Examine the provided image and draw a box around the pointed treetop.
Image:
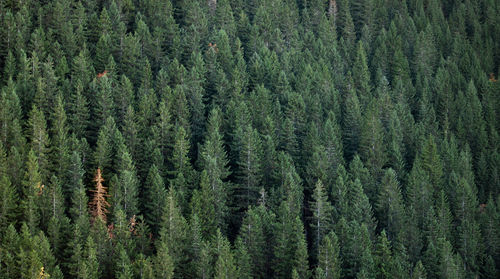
[90,168,109,223]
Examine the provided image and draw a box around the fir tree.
[89,168,109,223]
[310,180,333,262]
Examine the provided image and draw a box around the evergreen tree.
[22,149,42,233]
[170,125,194,211]
[360,100,387,181]
[234,237,253,279]
[234,124,263,213]
[83,236,99,279]
[237,206,267,278]
[112,145,139,218]
[190,171,217,238]
[376,168,405,241]
[273,201,309,279]
[115,244,133,279]
[50,93,70,187]
[310,180,333,261]
[214,230,237,279]
[144,164,167,236]
[412,261,427,279]
[27,105,50,180]
[374,230,396,279]
[342,86,362,161]
[0,174,17,230]
[153,236,175,279]
[353,42,371,108]
[318,231,341,279]
[159,189,189,278]
[198,107,230,231]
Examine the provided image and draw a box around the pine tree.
[144,164,167,236]
[453,174,481,276]
[94,117,116,178]
[68,80,89,139]
[0,174,18,230]
[318,231,341,279]
[331,164,349,220]
[28,105,50,181]
[234,237,252,279]
[214,230,237,279]
[89,168,109,223]
[44,175,70,261]
[376,168,405,241]
[322,112,345,185]
[185,57,206,147]
[273,201,309,279]
[360,100,387,181]
[69,152,89,236]
[0,79,25,153]
[374,230,395,279]
[412,261,427,279]
[112,145,139,218]
[238,206,267,278]
[22,149,42,233]
[190,171,216,238]
[310,180,333,262]
[234,124,263,212]
[159,189,188,277]
[153,235,175,279]
[170,124,194,211]
[342,222,375,278]
[353,42,371,108]
[115,244,133,279]
[199,107,230,231]
[84,236,99,279]
[347,178,376,235]
[342,86,362,161]
[50,93,70,188]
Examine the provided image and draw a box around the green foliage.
[0,174,18,230]
[144,164,167,235]
[318,231,341,279]
[214,230,237,279]
[310,180,333,261]
[0,1,498,278]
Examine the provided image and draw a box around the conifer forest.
[1,0,500,278]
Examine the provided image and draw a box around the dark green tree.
[144,164,167,236]
[198,107,230,231]
[318,231,341,279]
[310,180,333,262]
[234,124,263,212]
[342,86,362,161]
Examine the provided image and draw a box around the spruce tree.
[144,164,167,236]
[159,189,188,278]
[0,173,17,230]
[310,180,333,262]
[198,107,230,231]
[190,171,217,238]
[376,168,405,241]
[238,206,267,278]
[318,231,341,279]
[214,230,237,279]
[234,124,263,213]
[342,86,362,161]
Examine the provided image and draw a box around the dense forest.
[0,0,499,278]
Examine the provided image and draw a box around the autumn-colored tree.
[90,168,109,223]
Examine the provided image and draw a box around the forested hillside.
[0,0,499,278]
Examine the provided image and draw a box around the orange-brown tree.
[89,168,109,223]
